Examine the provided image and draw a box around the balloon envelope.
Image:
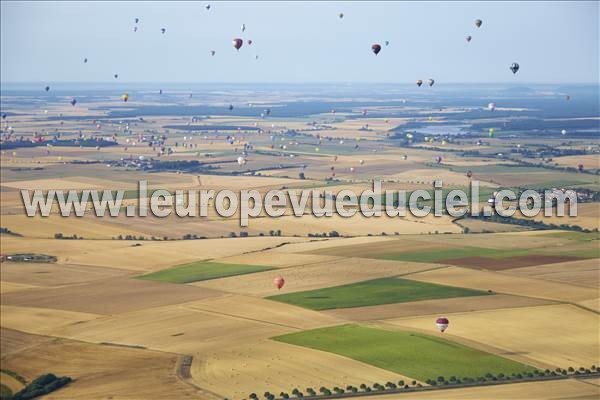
[233,38,243,50]
[274,276,285,289]
[371,44,381,55]
[436,317,449,332]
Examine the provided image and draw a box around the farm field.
[274,325,535,381]
[138,261,275,283]
[267,277,490,310]
[386,304,600,368]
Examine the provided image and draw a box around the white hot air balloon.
[436,317,449,333]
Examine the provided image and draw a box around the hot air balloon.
[274,276,285,290]
[45,86,50,92]
[70,98,77,106]
[161,28,166,34]
[114,74,119,79]
[359,159,364,165]
[121,93,129,102]
[247,39,253,45]
[560,129,567,136]
[565,95,571,101]
[228,104,234,111]
[489,128,495,138]
[474,19,482,28]
[350,167,355,173]
[385,40,390,46]
[466,35,472,42]
[436,317,449,332]
[466,170,473,178]
[135,17,139,24]
[338,12,344,19]
[233,38,243,50]
[241,23,246,32]
[205,4,211,10]
[254,54,259,60]
[371,44,382,55]
[578,164,584,172]
[510,62,519,74]
[416,79,423,87]
[428,79,435,87]
[402,154,408,160]
[237,156,246,165]
[210,50,216,56]
[488,102,496,111]
[435,155,442,164]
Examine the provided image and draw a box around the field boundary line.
[179,304,304,330]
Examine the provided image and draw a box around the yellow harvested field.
[406,266,598,302]
[0,262,128,287]
[0,235,304,271]
[54,304,290,354]
[1,330,202,400]
[0,281,39,294]
[325,294,555,321]
[578,298,600,313]
[193,258,435,296]
[216,252,341,268]
[386,304,600,368]
[0,213,149,239]
[219,212,462,236]
[192,339,413,400]
[0,305,102,335]
[184,295,343,330]
[504,258,600,288]
[551,154,599,169]
[529,202,600,230]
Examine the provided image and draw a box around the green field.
[267,277,489,310]
[138,261,274,283]
[273,325,534,381]
[380,246,530,263]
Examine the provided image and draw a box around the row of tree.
[250,366,598,400]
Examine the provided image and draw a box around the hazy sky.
[1,1,598,83]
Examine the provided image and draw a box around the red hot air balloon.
[274,276,285,290]
[233,38,243,50]
[436,317,449,332]
[371,44,382,55]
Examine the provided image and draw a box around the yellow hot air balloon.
[121,93,129,102]
[489,128,495,138]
